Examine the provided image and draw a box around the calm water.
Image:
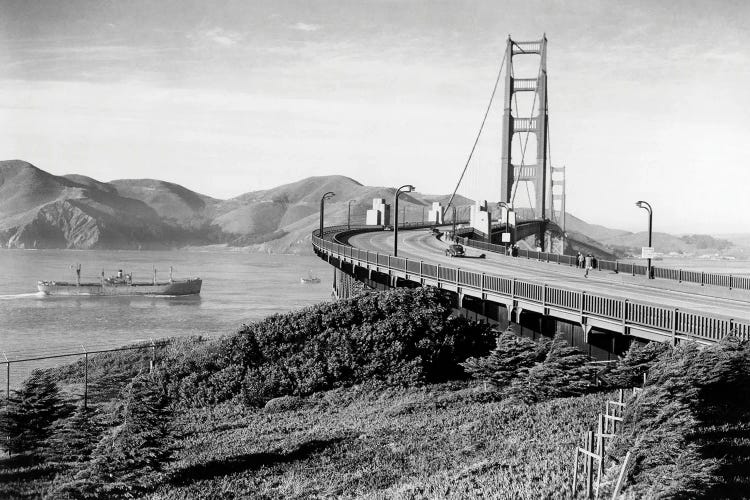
[0,249,333,359]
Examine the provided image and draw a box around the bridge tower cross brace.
[500,35,550,229]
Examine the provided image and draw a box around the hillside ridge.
[0,160,737,256]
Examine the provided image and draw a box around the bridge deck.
[347,229,750,322]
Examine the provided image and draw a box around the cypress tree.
[509,333,594,403]
[461,330,549,390]
[44,404,104,466]
[0,370,70,457]
[606,340,671,388]
[81,372,174,497]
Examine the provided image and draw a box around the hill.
[3,159,724,257]
[0,161,472,252]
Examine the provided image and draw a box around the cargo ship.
[37,265,202,296]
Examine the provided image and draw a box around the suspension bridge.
[312,36,750,358]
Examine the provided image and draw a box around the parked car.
[445,244,465,257]
[383,225,393,231]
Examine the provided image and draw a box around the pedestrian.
[584,253,592,278]
[576,252,582,268]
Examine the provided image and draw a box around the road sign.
[641,247,655,259]
[502,232,511,243]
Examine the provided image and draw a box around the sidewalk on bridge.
[480,250,750,304]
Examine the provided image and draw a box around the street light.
[347,200,356,230]
[635,200,653,279]
[319,191,335,239]
[394,184,415,257]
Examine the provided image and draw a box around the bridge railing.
[452,232,750,293]
[313,228,750,344]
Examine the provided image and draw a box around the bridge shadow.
[170,436,350,486]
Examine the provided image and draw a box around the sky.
[0,0,748,234]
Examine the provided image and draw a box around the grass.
[158,381,611,499]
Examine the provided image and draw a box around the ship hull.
[37,279,202,296]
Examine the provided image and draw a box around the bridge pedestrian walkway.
[347,228,750,323]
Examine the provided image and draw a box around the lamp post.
[319,191,335,239]
[347,200,355,230]
[635,200,653,279]
[394,184,415,257]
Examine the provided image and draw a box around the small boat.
[300,271,321,284]
[38,265,202,296]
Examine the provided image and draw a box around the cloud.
[291,22,321,32]
[200,28,243,47]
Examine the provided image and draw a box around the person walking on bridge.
[576,252,583,268]
[584,253,593,278]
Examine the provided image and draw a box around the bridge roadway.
[348,228,750,323]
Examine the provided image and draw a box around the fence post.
[612,451,632,499]
[701,271,704,286]
[572,443,580,496]
[82,346,89,410]
[678,269,682,283]
[3,352,9,408]
[586,430,594,499]
[596,414,604,498]
[729,275,733,290]
[149,338,156,373]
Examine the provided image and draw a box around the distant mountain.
[0,161,471,252]
[2,160,731,257]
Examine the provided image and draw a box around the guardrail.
[452,229,749,292]
[313,228,750,344]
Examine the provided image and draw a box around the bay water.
[0,249,333,361]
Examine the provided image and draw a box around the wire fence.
[0,336,211,407]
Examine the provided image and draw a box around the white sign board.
[501,232,511,243]
[641,246,655,259]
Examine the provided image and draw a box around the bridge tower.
[500,35,550,245]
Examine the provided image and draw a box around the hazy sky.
[1,0,748,233]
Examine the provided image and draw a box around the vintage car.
[444,244,465,257]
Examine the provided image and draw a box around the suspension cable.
[443,49,507,217]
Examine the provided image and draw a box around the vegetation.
[3,286,747,499]
[159,382,610,499]
[604,340,670,388]
[0,370,71,457]
[605,337,750,498]
[462,330,595,403]
[159,287,495,407]
[44,404,104,467]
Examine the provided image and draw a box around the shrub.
[0,370,71,457]
[160,287,494,407]
[605,337,750,498]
